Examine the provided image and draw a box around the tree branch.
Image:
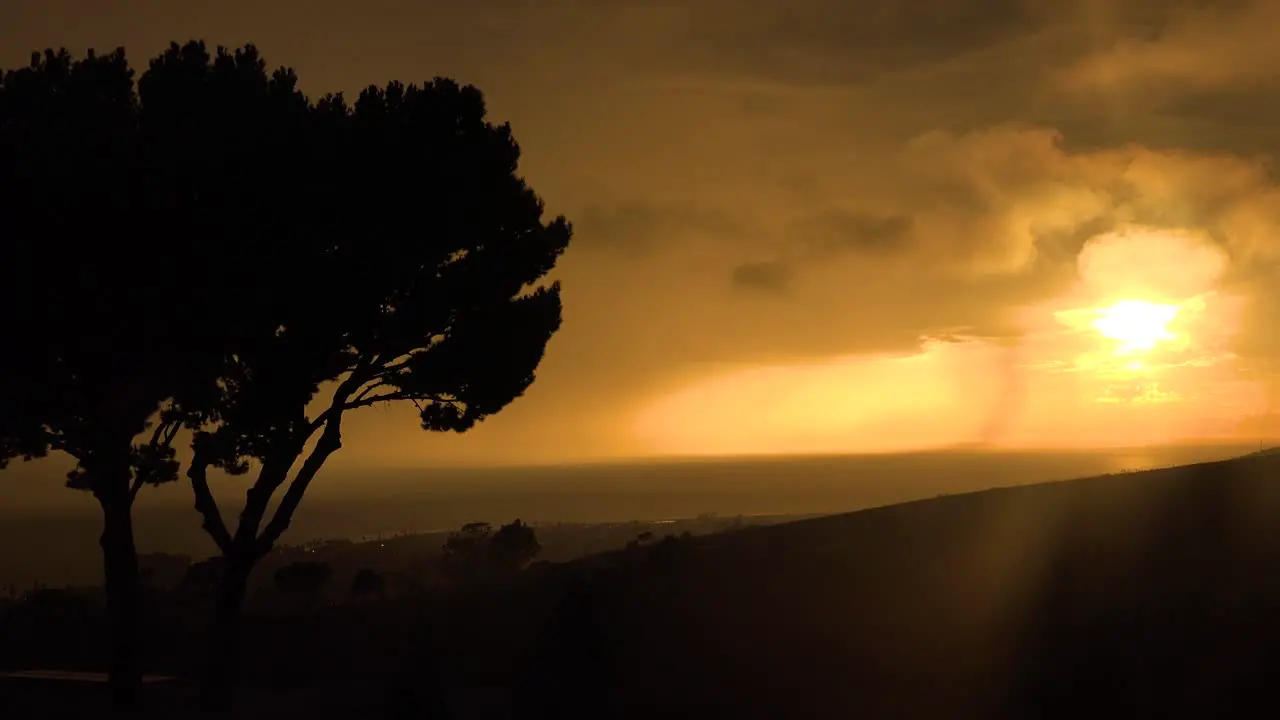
[346,392,460,413]
[187,440,233,554]
[130,419,183,502]
[230,458,293,550]
[305,367,380,435]
[334,351,426,411]
[304,408,335,438]
[240,372,367,556]
[370,353,416,377]
[162,420,181,447]
[146,421,167,449]
[351,378,385,404]
[128,472,146,502]
[344,390,411,411]
[255,419,343,554]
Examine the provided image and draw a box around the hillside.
[490,452,1280,718]
[6,453,1280,718]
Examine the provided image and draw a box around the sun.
[1091,300,1180,355]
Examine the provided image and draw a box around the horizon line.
[350,440,1276,473]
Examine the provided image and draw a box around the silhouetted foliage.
[0,44,282,707]
[625,531,655,551]
[138,553,193,591]
[490,520,542,575]
[350,568,386,600]
[442,520,542,583]
[123,39,571,710]
[441,522,494,583]
[272,561,331,606]
[13,35,565,711]
[178,556,226,601]
[0,588,103,672]
[647,532,697,572]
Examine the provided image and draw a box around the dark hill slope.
[9,455,1280,719]
[501,453,1280,719]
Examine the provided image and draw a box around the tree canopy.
[1,40,569,710]
[0,42,327,479]
[147,41,570,709]
[442,519,543,582]
[1,47,181,493]
[181,55,571,565]
[0,43,308,706]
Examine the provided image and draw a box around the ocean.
[0,444,1259,588]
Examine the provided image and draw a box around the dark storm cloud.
[1031,81,1280,160]
[730,260,792,293]
[575,203,671,256]
[683,0,1048,87]
[1155,83,1280,159]
[575,202,741,256]
[1163,83,1280,131]
[802,211,915,257]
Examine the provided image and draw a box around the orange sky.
[6,0,1280,467]
[634,226,1265,456]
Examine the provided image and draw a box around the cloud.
[820,125,1280,274]
[1076,227,1229,299]
[1058,0,1280,95]
[801,211,914,257]
[8,0,1280,462]
[575,202,739,256]
[701,120,1280,392]
[680,0,1050,87]
[730,260,792,293]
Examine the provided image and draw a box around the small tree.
[138,553,194,591]
[648,533,697,574]
[441,520,541,583]
[179,557,227,601]
[173,44,571,710]
[272,561,331,608]
[489,519,542,575]
[350,568,386,601]
[626,531,656,551]
[441,522,495,583]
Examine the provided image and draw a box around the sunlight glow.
[630,340,1006,456]
[626,225,1262,458]
[1090,300,1181,355]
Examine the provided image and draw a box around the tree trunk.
[199,554,254,713]
[96,489,143,711]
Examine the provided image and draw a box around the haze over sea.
[0,444,1260,588]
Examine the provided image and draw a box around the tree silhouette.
[350,568,386,601]
[441,519,542,583]
[441,522,495,583]
[0,47,161,708]
[138,553,194,591]
[163,43,572,710]
[489,519,542,575]
[178,557,227,601]
[0,44,286,708]
[626,531,656,551]
[272,561,331,608]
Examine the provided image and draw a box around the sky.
[6,0,1280,467]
